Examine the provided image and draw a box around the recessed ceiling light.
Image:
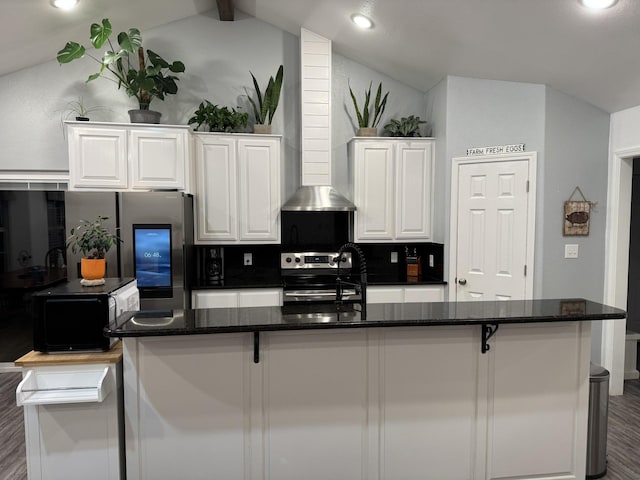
[351,14,374,29]
[579,0,618,9]
[50,0,79,10]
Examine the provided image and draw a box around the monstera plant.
[57,18,185,123]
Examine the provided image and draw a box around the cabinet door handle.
[458,278,467,285]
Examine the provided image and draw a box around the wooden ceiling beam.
[216,0,235,21]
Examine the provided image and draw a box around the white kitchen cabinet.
[350,138,434,242]
[66,122,190,192]
[194,133,281,244]
[367,285,444,304]
[192,288,283,308]
[16,357,124,480]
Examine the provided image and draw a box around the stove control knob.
[295,257,301,263]
[332,256,339,263]
[285,257,292,263]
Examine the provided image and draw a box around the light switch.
[429,254,435,267]
[390,251,398,263]
[244,253,253,266]
[565,244,579,259]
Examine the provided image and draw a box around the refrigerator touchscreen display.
[133,224,172,288]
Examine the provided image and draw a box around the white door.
[452,154,536,301]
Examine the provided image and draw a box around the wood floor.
[0,373,638,480]
[0,373,26,480]
[602,378,640,479]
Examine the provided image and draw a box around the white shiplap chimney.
[300,28,331,186]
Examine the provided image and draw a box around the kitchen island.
[107,299,624,480]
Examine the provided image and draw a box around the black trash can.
[586,363,610,479]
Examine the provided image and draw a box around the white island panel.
[124,334,251,480]
[263,329,368,480]
[380,327,479,480]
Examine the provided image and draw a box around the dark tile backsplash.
[195,245,282,287]
[195,242,444,287]
[357,243,444,282]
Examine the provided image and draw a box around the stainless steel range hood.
[282,185,355,211]
[282,29,356,212]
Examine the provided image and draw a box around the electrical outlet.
[564,244,579,259]
[390,251,398,263]
[244,253,253,266]
[429,254,435,268]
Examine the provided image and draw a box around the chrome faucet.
[335,242,367,320]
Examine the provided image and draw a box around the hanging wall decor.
[563,186,596,236]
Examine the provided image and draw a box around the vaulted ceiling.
[5,0,640,113]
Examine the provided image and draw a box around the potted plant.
[245,65,283,134]
[62,96,107,122]
[348,81,389,136]
[66,215,121,284]
[188,100,249,132]
[56,18,186,124]
[383,115,427,137]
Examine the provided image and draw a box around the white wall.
[543,87,610,301]
[0,9,300,177]
[603,105,640,393]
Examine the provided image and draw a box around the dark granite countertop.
[106,298,625,338]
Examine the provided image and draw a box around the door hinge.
[524,265,527,276]
[526,180,530,193]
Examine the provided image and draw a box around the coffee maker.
[204,247,223,285]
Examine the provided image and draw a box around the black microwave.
[32,278,139,352]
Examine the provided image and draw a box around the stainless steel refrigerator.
[65,191,194,310]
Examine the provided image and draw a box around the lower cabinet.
[367,284,445,304]
[192,288,283,308]
[17,362,123,480]
[123,321,590,480]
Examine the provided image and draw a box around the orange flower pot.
[81,258,106,280]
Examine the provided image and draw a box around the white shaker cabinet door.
[130,128,186,190]
[395,141,433,240]
[194,136,238,242]
[237,138,281,242]
[354,141,394,240]
[68,127,128,190]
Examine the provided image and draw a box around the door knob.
[458,278,467,285]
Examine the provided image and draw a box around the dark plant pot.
[75,116,90,121]
[128,109,162,124]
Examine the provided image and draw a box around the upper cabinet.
[66,122,190,192]
[193,133,281,244]
[350,138,434,242]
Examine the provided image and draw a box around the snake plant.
[245,65,284,125]
[348,81,389,128]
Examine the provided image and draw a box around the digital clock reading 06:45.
[134,226,172,288]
